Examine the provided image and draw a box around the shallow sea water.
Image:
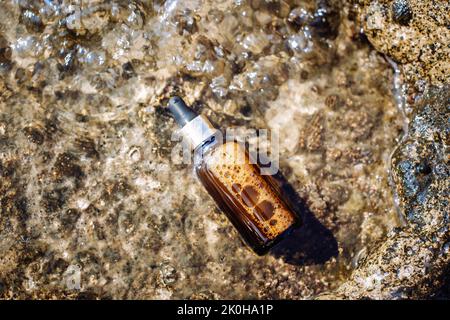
[0,0,407,298]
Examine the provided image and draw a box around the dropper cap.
[168,96,198,128]
[167,96,219,150]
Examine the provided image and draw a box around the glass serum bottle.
[169,96,299,255]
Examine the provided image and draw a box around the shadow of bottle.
[266,170,339,266]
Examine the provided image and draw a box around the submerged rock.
[325,86,449,299]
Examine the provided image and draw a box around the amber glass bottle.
[169,96,299,255]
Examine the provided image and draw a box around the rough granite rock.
[320,0,450,299]
[392,86,449,238]
[325,86,449,299]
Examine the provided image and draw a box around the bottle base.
[250,221,300,256]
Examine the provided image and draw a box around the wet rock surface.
[0,0,447,299]
[321,0,449,299]
[359,0,449,86]
[392,86,449,238]
[325,228,449,299]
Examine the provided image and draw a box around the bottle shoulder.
[194,139,243,167]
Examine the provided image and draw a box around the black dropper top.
[168,96,198,127]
